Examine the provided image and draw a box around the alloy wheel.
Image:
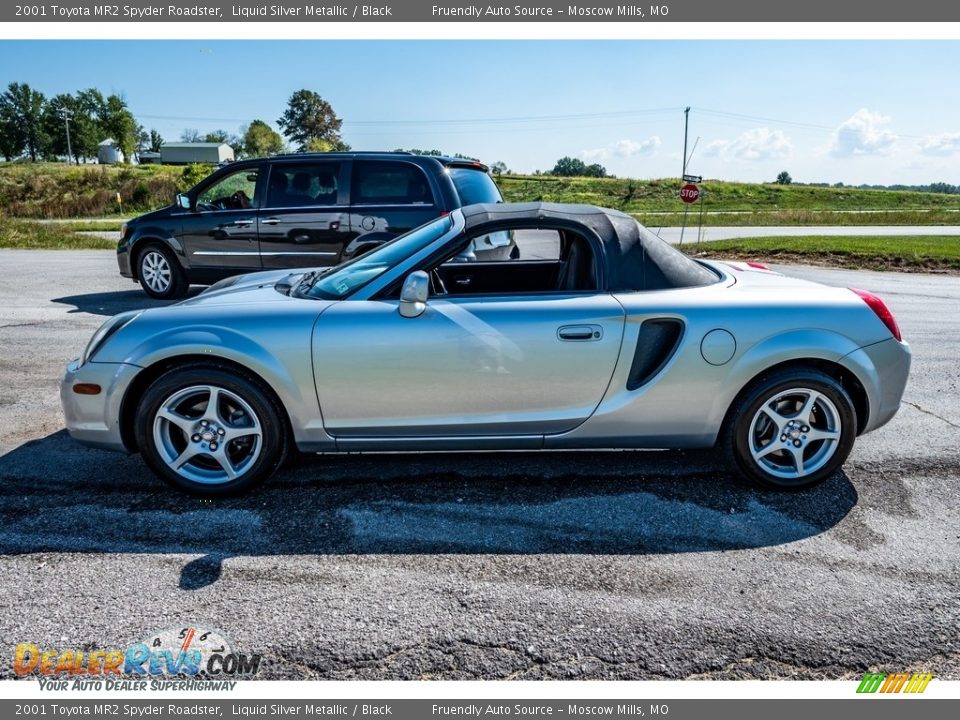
[152,385,263,485]
[747,387,842,481]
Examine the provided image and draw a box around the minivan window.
[352,161,434,205]
[448,167,503,205]
[266,163,341,208]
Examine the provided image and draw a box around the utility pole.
[57,107,75,165]
[682,106,690,178]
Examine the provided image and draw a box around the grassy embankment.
[3,163,960,271]
[689,235,960,274]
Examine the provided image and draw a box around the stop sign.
[680,183,700,204]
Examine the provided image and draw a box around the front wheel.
[724,369,857,489]
[138,244,188,300]
[135,366,289,496]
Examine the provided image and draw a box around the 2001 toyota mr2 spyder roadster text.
[62,203,910,495]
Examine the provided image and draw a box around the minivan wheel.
[138,244,188,299]
[724,369,857,489]
[136,366,289,496]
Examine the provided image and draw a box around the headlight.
[119,222,127,240]
[79,311,141,366]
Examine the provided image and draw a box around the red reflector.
[850,288,902,341]
[746,261,771,271]
[72,383,102,395]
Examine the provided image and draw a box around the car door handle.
[261,217,282,226]
[558,325,602,341]
[227,218,254,227]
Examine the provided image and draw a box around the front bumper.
[117,242,133,279]
[60,359,141,452]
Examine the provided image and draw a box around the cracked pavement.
[0,251,957,680]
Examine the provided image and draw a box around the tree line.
[0,84,351,163]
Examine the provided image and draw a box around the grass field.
[0,220,116,250]
[498,175,960,216]
[687,235,960,274]
[4,162,960,222]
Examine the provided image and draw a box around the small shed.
[160,142,234,165]
[97,139,124,165]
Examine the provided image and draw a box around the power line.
[57,107,74,165]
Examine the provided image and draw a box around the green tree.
[148,129,164,152]
[100,94,138,162]
[243,119,284,157]
[551,156,587,176]
[302,137,351,152]
[0,82,48,161]
[203,129,230,143]
[73,88,108,161]
[490,161,509,175]
[0,110,21,160]
[776,170,793,185]
[277,90,343,151]
[42,93,80,162]
[583,163,608,178]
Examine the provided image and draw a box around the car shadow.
[51,287,205,316]
[0,430,858,590]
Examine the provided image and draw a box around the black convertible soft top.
[460,202,718,292]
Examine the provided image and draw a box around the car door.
[257,161,354,269]
[312,293,625,438]
[178,164,263,272]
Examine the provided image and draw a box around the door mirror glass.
[175,193,192,210]
[399,270,430,318]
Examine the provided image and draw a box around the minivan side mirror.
[399,271,430,318]
[175,193,192,211]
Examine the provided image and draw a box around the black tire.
[722,368,857,490]
[135,365,289,496]
[137,243,188,300]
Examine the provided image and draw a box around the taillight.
[850,288,902,341]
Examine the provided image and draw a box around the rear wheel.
[724,369,857,489]
[135,366,289,496]
[138,244,188,300]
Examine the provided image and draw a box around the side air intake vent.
[626,319,684,390]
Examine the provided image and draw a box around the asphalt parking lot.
[0,250,958,680]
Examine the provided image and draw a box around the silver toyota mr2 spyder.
[62,203,910,495]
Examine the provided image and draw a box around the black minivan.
[118,152,506,298]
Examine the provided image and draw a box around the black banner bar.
[4,1,960,23]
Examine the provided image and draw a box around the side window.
[352,161,434,205]
[265,163,341,209]
[435,228,597,295]
[196,168,259,210]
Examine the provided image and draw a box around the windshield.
[449,167,503,205]
[306,215,453,299]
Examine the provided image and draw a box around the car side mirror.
[399,271,430,318]
[175,193,192,210]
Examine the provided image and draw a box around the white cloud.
[580,136,661,162]
[830,109,897,157]
[580,147,609,161]
[614,136,661,157]
[701,128,793,162]
[919,132,960,156]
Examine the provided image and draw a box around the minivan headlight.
[80,311,141,366]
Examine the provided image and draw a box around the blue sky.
[1,40,958,184]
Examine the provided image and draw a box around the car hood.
[176,269,313,307]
